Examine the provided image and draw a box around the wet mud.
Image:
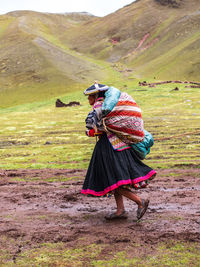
[0,168,200,256]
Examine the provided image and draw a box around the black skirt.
[81,134,156,196]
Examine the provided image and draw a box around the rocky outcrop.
[55,99,80,107]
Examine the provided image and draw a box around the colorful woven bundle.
[103,92,144,144]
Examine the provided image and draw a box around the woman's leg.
[104,190,127,219]
[116,187,149,219]
[116,187,143,208]
[105,187,148,220]
[114,190,125,215]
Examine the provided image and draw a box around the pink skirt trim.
[81,170,156,196]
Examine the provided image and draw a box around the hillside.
[0,11,105,107]
[0,0,200,107]
[64,0,200,80]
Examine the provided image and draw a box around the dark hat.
[84,83,109,95]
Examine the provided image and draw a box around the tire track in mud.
[0,168,200,252]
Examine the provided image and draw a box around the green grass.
[1,241,199,266]
[0,81,199,173]
[93,243,200,267]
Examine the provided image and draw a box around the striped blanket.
[103,92,144,144]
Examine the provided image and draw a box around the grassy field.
[1,241,199,267]
[0,69,200,265]
[0,86,200,266]
[0,78,199,171]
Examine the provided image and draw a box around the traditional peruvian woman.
[81,83,156,220]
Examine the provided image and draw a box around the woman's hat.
[84,83,109,95]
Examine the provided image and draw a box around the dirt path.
[0,168,200,257]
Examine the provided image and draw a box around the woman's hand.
[86,128,103,137]
[85,129,96,137]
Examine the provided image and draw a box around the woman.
[81,83,156,220]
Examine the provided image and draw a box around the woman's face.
[88,94,96,105]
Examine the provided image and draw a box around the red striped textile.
[117,101,139,107]
[106,124,145,137]
[104,92,144,144]
[106,110,142,118]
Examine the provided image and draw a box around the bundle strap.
[102,118,109,133]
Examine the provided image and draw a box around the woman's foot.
[137,199,149,220]
[105,210,128,220]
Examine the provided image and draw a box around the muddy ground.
[0,168,200,260]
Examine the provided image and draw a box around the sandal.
[105,210,128,220]
[137,199,149,220]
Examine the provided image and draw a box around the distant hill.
[0,11,105,107]
[65,0,200,80]
[0,0,199,107]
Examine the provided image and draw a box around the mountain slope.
[0,0,200,107]
[0,11,105,107]
[64,0,200,80]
